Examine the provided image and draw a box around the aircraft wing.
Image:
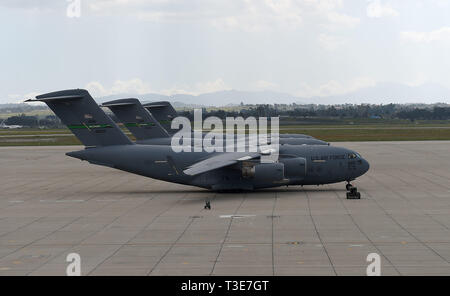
[183,152,261,176]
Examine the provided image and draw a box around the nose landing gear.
[204,200,211,210]
[346,182,361,199]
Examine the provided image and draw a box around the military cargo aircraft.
[142,101,316,140]
[26,89,369,205]
[100,98,329,146]
[0,119,23,129]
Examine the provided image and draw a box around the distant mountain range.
[97,82,450,106]
[309,82,450,105]
[3,82,450,107]
[98,90,300,107]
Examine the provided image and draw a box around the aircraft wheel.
[346,188,361,199]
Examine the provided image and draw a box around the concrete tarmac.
[0,141,449,276]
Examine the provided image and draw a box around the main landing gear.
[204,200,211,210]
[346,182,361,199]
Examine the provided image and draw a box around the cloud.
[8,78,230,104]
[84,0,359,32]
[0,0,360,32]
[304,0,360,30]
[401,27,450,43]
[8,92,43,104]
[212,0,303,32]
[433,0,450,7]
[317,33,345,50]
[85,78,153,97]
[214,0,359,32]
[85,78,230,97]
[160,78,230,95]
[191,78,231,94]
[0,0,62,11]
[324,11,360,29]
[296,77,376,97]
[252,80,279,90]
[366,0,399,18]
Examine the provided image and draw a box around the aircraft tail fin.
[142,101,178,135]
[26,89,133,147]
[101,98,169,140]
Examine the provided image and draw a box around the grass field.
[282,127,450,142]
[1,123,450,146]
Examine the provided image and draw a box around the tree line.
[179,104,450,121]
[1,104,450,128]
[3,114,63,128]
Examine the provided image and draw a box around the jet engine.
[242,163,285,181]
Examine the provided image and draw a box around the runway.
[0,141,450,276]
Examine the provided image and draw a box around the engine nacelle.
[242,163,285,181]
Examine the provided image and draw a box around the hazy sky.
[1,0,450,103]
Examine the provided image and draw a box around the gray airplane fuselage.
[67,144,369,191]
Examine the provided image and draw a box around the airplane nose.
[361,158,370,175]
[309,139,328,145]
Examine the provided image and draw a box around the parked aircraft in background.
[142,101,316,140]
[0,119,22,129]
[101,98,329,146]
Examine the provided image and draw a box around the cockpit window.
[348,153,357,159]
